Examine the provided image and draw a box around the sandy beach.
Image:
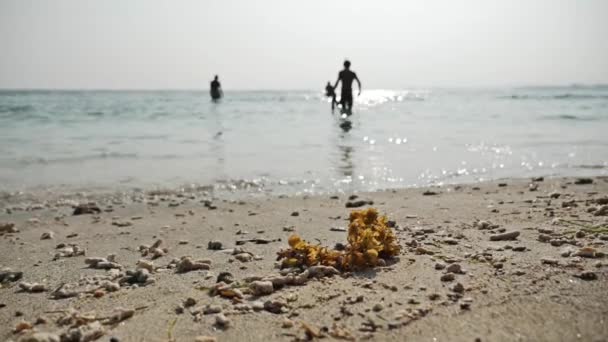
[1,176,607,342]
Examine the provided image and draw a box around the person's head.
[343,60,351,69]
[214,75,218,81]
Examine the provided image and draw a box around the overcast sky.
[1,0,607,89]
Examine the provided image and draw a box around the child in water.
[325,81,337,110]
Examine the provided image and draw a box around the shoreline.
[1,176,607,341]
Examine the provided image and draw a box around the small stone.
[575,231,586,238]
[575,271,597,281]
[434,263,446,270]
[451,283,465,293]
[490,231,520,241]
[175,256,211,273]
[250,280,274,296]
[40,231,55,240]
[575,247,600,258]
[512,246,526,252]
[195,336,217,342]
[14,320,33,333]
[208,240,223,250]
[18,282,46,293]
[18,332,60,342]
[282,318,295,328]
[234,253,253,262]
[574,178,593,185]
[440,273,455,282]
[217,272,234,284]
[541,258,559,266]
[215,313,230,328]
[291,211,299,216]
[203,304,223,315]
[372,303,384,312]
[446,264,462,274]
[184,297,197,307]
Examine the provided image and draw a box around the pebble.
[282,318,295,328]
[184,297,197,307]
[175,257,211,273]
[575,271,598,281]
[40,231,55,240]
[446,264,463,274]
[251,301,265,311]
[217,272,234,284]
[440,273,455,282]
[541,258,559,266]
[372,303,384,312]
[18,282,46,293]
[451,283,465,293]
[215,313,230,328]
[195,337,217,342]
[136,259,155,273]
[18,332,60,342]
[512,246,526,252]
[575,247,601,258]
[204,304,222,315]
[489,231,520,241]
[434,263,446,270]
[0,222,18,233]
[208,240,223,250]
[250,280,274,296]
[560,247,576,258]
[234,253,253,262]
[291,211,299,216]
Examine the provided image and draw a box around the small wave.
[87,111,104,116]
[0,105,34,113]
[540,114,599,121]
[501,94,608,100]
[16,152,139,165]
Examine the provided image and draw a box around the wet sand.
[1,177,607,342]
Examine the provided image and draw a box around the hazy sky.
[1,0,607,89]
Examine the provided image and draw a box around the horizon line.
[1,83,607,92]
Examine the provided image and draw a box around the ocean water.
[0,86,607,196]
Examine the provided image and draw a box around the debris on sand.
[138,239,167,259]
[277,208,400,270]
[60,320,105,342]
[85,257,123,270]
[175,256,211,273]
[54,244,86,260]
[0,268,23,283]
[72,203,101,215]
[489,231,520,241]
[18,332,60,342]
[208,240,223,250]
[18,282,47,293]
[119,269,156,286]
[249,280,274,296]
[0,222,19,234]
[40,231,55,240]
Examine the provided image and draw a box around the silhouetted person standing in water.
[325,81,337,110]
[210,75,223,101]
[333,60,361,114]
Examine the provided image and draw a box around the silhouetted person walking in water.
[333,60,361,114]
[325,81,337,110]
[210,75,223,101]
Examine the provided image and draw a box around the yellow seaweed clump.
[277,235,344,268]
[277,208,400,270]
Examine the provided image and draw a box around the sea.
[1,86,607,197]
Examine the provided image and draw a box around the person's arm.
[219,84,224,98]
[355,74,362,96]
[333,73,341,90]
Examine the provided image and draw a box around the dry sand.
[1,177,607,342]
